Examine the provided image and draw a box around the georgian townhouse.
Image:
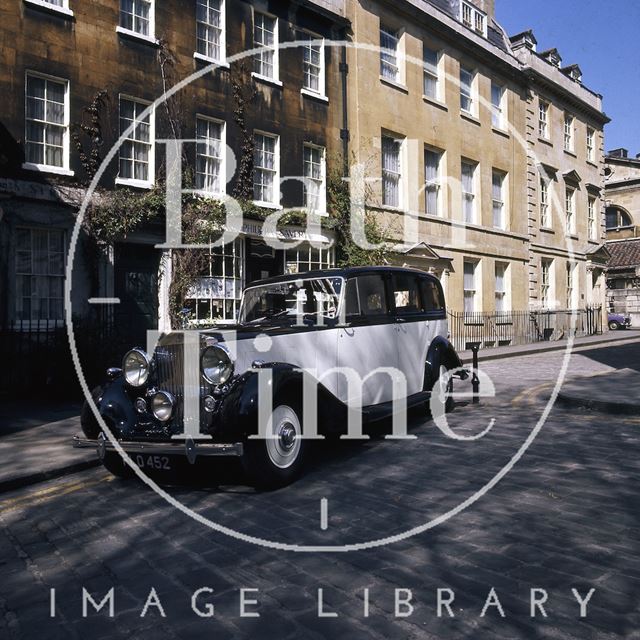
[0,0,347,344]
[509,30,609,324]
[344,0,531,319]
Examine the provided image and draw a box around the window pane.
[392,274,424,314]
[358,275,388,316]
[463,261,475,290]
[380,27,399,81]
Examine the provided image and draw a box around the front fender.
[81,377,138,438]
[212,363,344,440]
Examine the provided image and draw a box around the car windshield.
[239,277,344,325]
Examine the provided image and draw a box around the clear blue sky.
[496,0,640,155]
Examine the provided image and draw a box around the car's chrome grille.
[153,340,211,433]
[154,342,185,429]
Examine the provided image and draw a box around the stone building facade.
[0,0,609,338]
[345,0,531,314]
[0,0,347,340]
[341,0,609,317]
[604,149,640,325]
[509,30,610,322]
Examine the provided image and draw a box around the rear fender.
[424,337,464,390]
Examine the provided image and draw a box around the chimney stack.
[608,148,629,159]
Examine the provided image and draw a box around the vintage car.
[607,312,631,331]
[74,266,464,488]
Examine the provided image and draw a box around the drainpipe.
[339,26,350,177]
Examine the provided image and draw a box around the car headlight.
[151,391,175,422]
[122,348,151,387]
[201,344,234,385]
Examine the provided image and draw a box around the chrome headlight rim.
[201,344,234,386]
[151,390,175,423]
[122,348,151,388]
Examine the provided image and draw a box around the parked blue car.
[608,312,631,330]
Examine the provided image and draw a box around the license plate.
[135,454,172,471]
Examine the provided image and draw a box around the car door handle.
[396,317,406,323]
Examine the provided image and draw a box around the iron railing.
[0,307,604,396]
[0,315,130,399]
[447,307,603,353]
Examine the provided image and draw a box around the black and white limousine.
[75,267,465,488]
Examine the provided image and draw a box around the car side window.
[356,275,388,317]
[391,274,425,316]
[344,278,361,318]
[420,278,445,312]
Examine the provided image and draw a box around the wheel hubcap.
[265,406,302,469]
[279,423,296,450]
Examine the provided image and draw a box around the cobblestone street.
[1,341,639,639]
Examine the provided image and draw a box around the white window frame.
[302,143,326,214]
[586,127,595,162]
[538,100,549,139]
[491,81,506,129]
[284,245,334,274]
[566,262,575,309]
[194,0,226,65]
[565,186,576,234]
[252,11,280,85]
[301,35,326,99]
[195,115,226,196]
[492,169,507,230]
[494,262,509,313]
[539,174,550,228]
[423,44,442,101]
[15,226,67,325]
[116,95,155,189]
[185,239,243,325]
[541,258,552,308]
[463,259,478,313]
[424,147,443,216]
[117,0,156,44]
[588,195,597,240]
[461,159,477,224]
[381,133,404,209]
[24,0,74,17]
[564,113,575,152]
[380,25,400,83]
[460,65,475,115]
[460,1,487,37]
[253,131,280,208]
[23,71,73,176]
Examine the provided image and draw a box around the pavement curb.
[460,333,640,364]
[0,459,100,495]
[556,392,640,416]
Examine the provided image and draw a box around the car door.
[390,272,433,396]
[336,273,400,407]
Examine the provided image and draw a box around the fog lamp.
[152,391,175,423]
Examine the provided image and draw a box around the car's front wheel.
[609,320,621,331]
[241,403,307,490]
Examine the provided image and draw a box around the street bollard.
[469,342,481,404]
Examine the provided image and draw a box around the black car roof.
[244,265,440,289]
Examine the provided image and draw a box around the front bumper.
[73,434,244,464]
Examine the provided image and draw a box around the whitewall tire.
[242,403,307,490]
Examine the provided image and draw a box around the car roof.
[244,266,441,289]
